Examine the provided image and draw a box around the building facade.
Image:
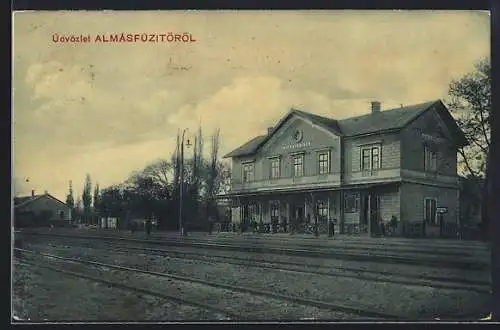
[222,100,467,237]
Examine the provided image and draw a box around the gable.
[405,101,467,147]
[260,114,340,156]
[223,109,341,158]
[425,109,455,142]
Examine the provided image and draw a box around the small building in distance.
[14,190,72,227]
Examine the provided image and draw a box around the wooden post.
[304,195,308,222]
[260,201,263,224]
[367,193,372,236]
[340,191,345,234]
[311,193,318,237]
[240,201,243,233]
[286,200,291,234]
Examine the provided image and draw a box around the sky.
[12,10,490,201]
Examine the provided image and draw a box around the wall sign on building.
[282,141,311,150]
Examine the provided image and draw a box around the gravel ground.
[24,252,366,321]
[22,242,490,320]
[12,261,228,321]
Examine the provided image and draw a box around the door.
[242,205,250,226]
[361,195,369,230]
[295,205,304,223]
[362,192,380,235]
[424,199,437,224]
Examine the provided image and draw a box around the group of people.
[377,215,398,236]
[129,219,153,236]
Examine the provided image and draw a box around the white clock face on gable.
[292,129,303,143]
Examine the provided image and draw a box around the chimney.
[44,190,48,195]
[31,189,35,198]
[267,126,273,135]
[371,101,381,113]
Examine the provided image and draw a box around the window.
[318,152,330,174]
[270,158,280,179]
[292,154,304,177]
[371,147,380,170]
[424,146,437,172]
[361,146,381,171]
[249,204,259,221]
[316,200,329,220]
[424,198,437,225]
[242,163,254,182]
[344,193,360,213]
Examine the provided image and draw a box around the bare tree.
[187,126,204,223]
[447,57,491,178]
[205,129,221,222]
[172,130,181,198]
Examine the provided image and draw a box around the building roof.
[292,109,343,136]
[224,99,466,158]
[337,100,438,136]
[14,193,70,209]
[223,135,267,159]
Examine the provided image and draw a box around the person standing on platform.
[130,221,137,235]
[328,220,335,238]
[380,221,386,236]
[145,219,152,237]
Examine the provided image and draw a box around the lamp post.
[179,128,192,237]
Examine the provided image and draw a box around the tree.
[171,130,182,224]
[66,180,74,209]
[125,159,175,228]
[93,183,100,213]
[205,129,222,223]
[98,185,123,217]
[75,196,82,210]
[187,126,204,225]
[447,57,491,178]
[82,174,93,218]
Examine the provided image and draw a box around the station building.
[222,100,467,237]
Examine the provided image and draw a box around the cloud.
[166,76,408,157]
[12,11,490,200]
[26,61,94,101]
[13,137,177,199]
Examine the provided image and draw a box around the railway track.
[17,231,490,270]
[19,229,490,253]
[29,238,491,293]
[14,247,409,320]
[14,259,240,320]
[101,245,492,293]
